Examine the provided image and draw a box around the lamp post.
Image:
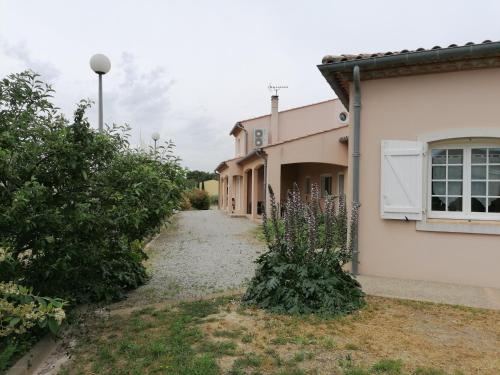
[89,54,111,132]
[152,132,160,153]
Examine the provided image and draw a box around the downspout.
[352,65,361,275]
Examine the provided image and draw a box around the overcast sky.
[1,1,499,171]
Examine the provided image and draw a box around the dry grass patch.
[60,295,499,375]
[200,296,499,374]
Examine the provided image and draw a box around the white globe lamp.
[89,54,111,131]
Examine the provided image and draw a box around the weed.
[197,340,237,356]
[242,333,254,343]
[274,368,307,375]
[344,367,370,375]
[320,337,336,349]
[372,359,403,374]
[413,367,448,375]
[232,352,263,369]
[344,343,360,351]
[213,329,243,338]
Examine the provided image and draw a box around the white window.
[428,142,500,220]
[320,175,332,197]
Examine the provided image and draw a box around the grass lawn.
[60,295,499,375]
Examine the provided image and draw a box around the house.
[318,40,500,289]
[199,179,219,198]
[216,97,349,221]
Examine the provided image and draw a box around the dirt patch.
[198,296,500,374]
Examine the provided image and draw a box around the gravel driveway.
[114,209,265,308]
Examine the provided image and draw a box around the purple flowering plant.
[243,183,364,315]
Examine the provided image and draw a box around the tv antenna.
[268,83,288,96]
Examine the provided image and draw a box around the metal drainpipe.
[352,65,361,275]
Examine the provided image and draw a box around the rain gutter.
[317,41,500,108]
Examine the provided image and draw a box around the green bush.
[0,71,185,303]
[187,189,210,210]
[0,282,67,370]
[180,192,192,210]
[243,184,364,315]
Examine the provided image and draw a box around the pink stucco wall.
[236,99,348,154]
[348,68,500,288]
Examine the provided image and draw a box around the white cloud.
[1,40,60,82]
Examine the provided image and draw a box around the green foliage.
[0,281,67,370]
[372,359,403,374]
[180,191,192,210]
[243,183,364,315]
[187,188,211,210]
[65,298,228,374]
[0,71,185,303]
[185,170,217,189]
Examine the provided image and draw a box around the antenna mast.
[268,83,288,96]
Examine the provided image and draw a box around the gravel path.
[113,209,265,308]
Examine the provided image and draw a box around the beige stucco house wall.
[216,98,349,222]
[350,69,500,288]
[319,41,500,289]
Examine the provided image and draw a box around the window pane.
[432,166,446,179]
[471,148,487,164]
[488,197,500,213]
[471,181,486,196]
[471,165,486,180]
[447,166,462,179]
[432,196,446,211]
[488,148,500,164]
[471,197,486,212]
[447,149,463,164]
[447,181,462,195]
[488,181,500,196]
[431,149,446,165]
[447,197,462,211]
[432,182,446,195]
[489,165,500,180]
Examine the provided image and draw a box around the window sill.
[416,218,500,235]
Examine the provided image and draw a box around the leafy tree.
[243,184,364,315]
[185,170,217,189]
[0,71,185,303]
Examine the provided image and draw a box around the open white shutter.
[381,140,423,220]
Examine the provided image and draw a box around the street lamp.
[89,54,111,132]
[152,132,160,153]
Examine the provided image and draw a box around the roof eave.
[318,41,500,109]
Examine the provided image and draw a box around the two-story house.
[216,96,349,221]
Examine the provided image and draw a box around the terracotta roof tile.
[321,40,496,65]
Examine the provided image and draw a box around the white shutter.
[381,140,423,220]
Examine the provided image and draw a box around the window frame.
[427,139,500,221]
